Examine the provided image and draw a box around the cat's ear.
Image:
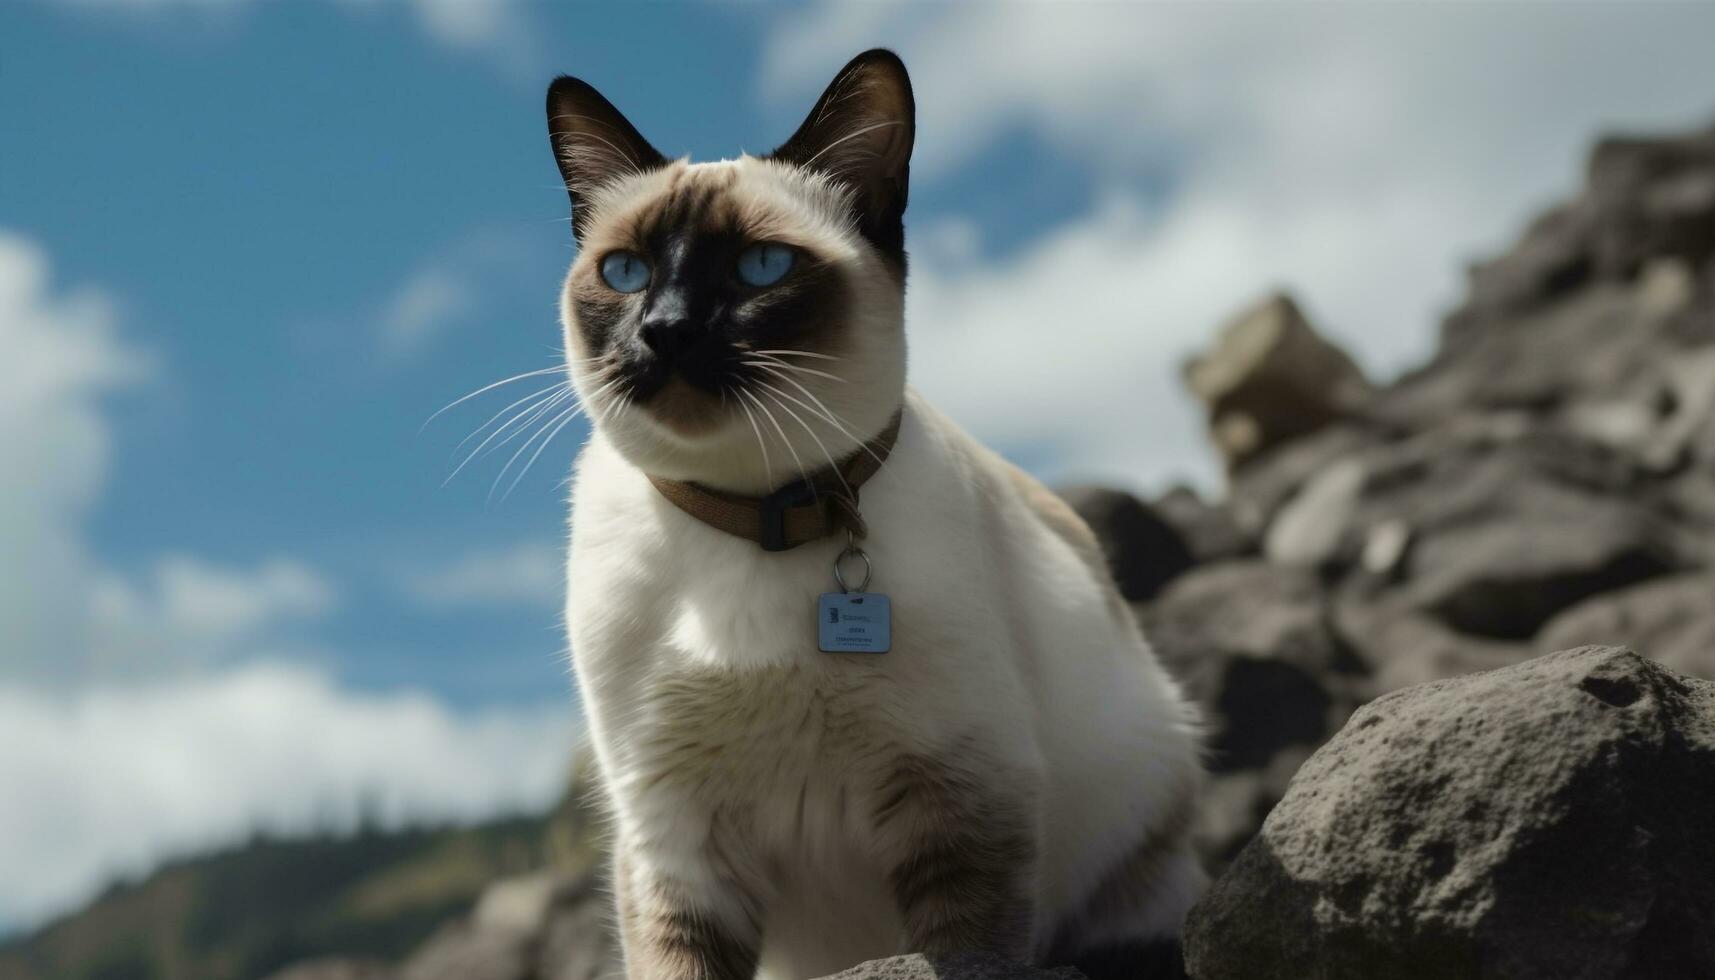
[546,76,668,239]
[770,49,915,261]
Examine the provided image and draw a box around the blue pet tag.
[818,592,891,653]
[818,537,891,654]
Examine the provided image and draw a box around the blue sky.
[2,0,1098,707]
[4,0,1715,936]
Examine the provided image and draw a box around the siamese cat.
[550,49,1205,980]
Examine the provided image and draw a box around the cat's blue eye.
[599,251,651,293]
[736,243,795,287]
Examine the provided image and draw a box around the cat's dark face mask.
[575,183,851,410]
[546,50,913,489]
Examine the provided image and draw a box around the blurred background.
[3,2,1715,978]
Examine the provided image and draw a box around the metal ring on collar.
[833,546,872,594]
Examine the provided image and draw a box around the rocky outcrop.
[1184,647,1715,980]
[1145,121,1715,884]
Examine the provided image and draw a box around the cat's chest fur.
[566,393,1205,976]
[568,395,1039,844]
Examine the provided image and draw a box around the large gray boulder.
[1184,646,1715,980]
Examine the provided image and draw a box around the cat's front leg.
[872,752,1041,958]
[612,845,763,980]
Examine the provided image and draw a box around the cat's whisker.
[588,378,630,425]
[445,387,576,486]
[422,365,566,431]
[738,387,811,495]
[594,388,627,427]
[748,369,886,468]
[751,349,842,363]
[758,388,854,502]
[483,387,576,456]
[731,386,773,479]
[489,401,580,502]
[584,375,624,407]
[499,402,588,501]
[454,381,571,453]
[742,356,847,385]
[447,386,569,475]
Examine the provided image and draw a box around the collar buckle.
[757,478,821,552]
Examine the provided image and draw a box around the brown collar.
[647,412,903,552]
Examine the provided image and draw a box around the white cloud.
[763,3,1715,491]
[87,556,338,678]
[401,0,524,51]
[0,230,149,686]
[58,0,533,59]
[372,229,539,357]
[0,663,573,932]
[404,541,564,608]
[0,231,571,934]
[381,268,475,355]
[0,231,338,685]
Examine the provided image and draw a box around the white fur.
[562,159,1204,979]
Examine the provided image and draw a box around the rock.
[1225,423,1373,536]
[400,922,532,980]
[1400,487,1675,640]
[1057,485,1196,601]
[1332,604,1529,695]
[537,875,621,980]
[1153,485,1254,564]
[1334,430,1679,639]
[263,961,395,980]
[1263,457,1367,569]
[1389,281,1674,433]
[1192,747,1313,869]
[1143,562,1363,774]
[1563,397,1658,452]
[1142,561,1369,870]
[1358,519,1412,579]
[1538,574,1715,681]
[1448,199,1598,333]
[1644,345,1715,471]
[1184,646,1715,980]
[816,953,1083,980]
[396,872,614,980]
[472,873,562,936]
[1183,293,1373,471]
[1439,125,1715,351]
[1587,129,1715,279]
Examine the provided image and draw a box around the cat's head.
[546,50,913,493]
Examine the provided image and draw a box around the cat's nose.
[638,294,704,363]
